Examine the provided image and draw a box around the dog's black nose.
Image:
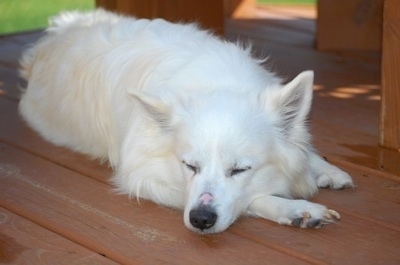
[189,208,217,230]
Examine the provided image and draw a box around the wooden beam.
[380,0,400,150]
[317,0,383,51]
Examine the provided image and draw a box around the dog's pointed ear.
[270,71,314,132]
[127,89,171,126]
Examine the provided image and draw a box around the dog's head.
[130,71,314,233]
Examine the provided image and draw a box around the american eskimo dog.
[19,9,353,234]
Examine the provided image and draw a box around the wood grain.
[380,0,400,150]
[317,0,383,51]
[0,143,309,265]
[96,0,226,34]
[0,207,117,264]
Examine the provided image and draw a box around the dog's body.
[19,9,353,233]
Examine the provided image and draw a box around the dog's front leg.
[246,195,340,228]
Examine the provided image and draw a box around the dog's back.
[19,9,277,166]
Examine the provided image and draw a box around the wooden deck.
[1,5,400,265]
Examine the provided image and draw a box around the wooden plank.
[257,5,316,20]
[250,4,317,28]
[226,19,381,79]
[1,142,399,265]
[0,65,21,99]
[317,0,383,51]
[378,147,400,176]
[231,165,400,264]
[0,30,42,99]
[380,0,400,150]
[226,19,315,48]
[313,166,400,228]
[0,142,310,265]
[0,207,117,264]
[227,34,380,128]
[232,211,400,265]
[1,95,400,263]
[0,30,42,64]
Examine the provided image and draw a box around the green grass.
[0,0,94,35]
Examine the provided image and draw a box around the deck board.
[0,142,310,265]
[2,138,399,264]
[1,5,400,265]
[0,207,118,264]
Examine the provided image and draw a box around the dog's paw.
[310,154,354,190]
[291,209,341,228]
[278,200,341,228]
[316,168,354,190]
[247,196,342,229]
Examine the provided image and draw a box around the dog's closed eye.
[183,161,199,174]
[230,166,251,177]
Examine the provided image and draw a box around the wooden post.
[317,0,383,51]
[380,0,400,150]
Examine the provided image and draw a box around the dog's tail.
[19,11,88,81]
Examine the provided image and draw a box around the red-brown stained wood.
[0,207,118,264]
[229,166,400,265]
[317,0,383,51]
[1,117,400,264]
[380,0,400,150]
[0,143,310,265]
[2,140,400,264]
[96,0,225,35]
[1,5,400,264]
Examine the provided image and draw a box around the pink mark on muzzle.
[199,192,214,206]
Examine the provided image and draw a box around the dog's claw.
[324,209,341,221]
[302,212,311,218]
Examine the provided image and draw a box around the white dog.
[19,9,353,234]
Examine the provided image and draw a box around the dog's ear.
[127,89,172,127]
[270,71,314,133]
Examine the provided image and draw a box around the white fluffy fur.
[19,9,353,233]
